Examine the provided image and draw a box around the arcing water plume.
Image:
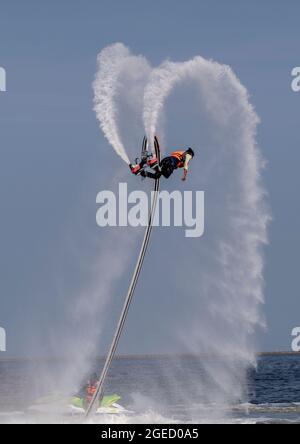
[142,56,270,414]
[143,61,186,145]
[93,43,150,164]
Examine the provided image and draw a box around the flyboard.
[85,137,161,418]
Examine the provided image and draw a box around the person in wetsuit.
[130,147,195,181]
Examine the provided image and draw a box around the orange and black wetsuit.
[85,383,97,407]
[145,150,192,179]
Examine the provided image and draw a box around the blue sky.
[0,0,299,356]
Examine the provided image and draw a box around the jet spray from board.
[93,43,151,164]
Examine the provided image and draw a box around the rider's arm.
[181,154,192,181]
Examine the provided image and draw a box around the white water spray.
[93,43,150,164]
[93,44,130,163]
[142,55,269,412]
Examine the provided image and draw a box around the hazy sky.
[0,0,299,356]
